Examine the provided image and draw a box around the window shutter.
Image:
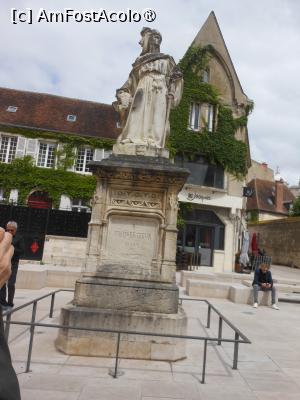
[26,139,38,159]
[104,150,112,159]
[93,148,104,161]
[15,136,26,158]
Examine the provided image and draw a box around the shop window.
[175,155,224,189]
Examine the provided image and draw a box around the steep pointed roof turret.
[192,11,249,105]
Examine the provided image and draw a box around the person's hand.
[266,283,271,289]
[0,227,14,287]
[261,283,266,288]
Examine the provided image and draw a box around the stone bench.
[185,279,278,305]
[180,271,216,288]
[186,279,231,298]
[229,284,278,306]
[242,279,300,294]
[180,270,253,288]
[16,265,81,289]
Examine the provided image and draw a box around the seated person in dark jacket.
[252,263,279,309]
[0,221,24,308]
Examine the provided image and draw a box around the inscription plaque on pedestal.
[105,215,158,267]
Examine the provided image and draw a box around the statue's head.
[139,27,162,55]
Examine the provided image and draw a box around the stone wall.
[249,217,300,267]
[42,235,87,267]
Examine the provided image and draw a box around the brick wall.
[249,217,300,267]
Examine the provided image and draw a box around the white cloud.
[0,0,299,184]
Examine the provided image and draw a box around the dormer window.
[7,106,18,113]
[67,114,77,122]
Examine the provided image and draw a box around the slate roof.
[0,87,120,139]
[247,178,295,215]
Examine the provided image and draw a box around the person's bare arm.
[0,227,14,287]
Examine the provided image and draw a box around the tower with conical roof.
[175,12,253,272]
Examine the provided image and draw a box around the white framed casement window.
[37,142,57,168]
[75,147,94,172]
[189,102,201,131]
[72,198,91,213]
[0,135,18,163]
[207,104,214,132]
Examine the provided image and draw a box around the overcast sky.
[0,0,299,185]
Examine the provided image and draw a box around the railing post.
[233,332,239,370]
[201,339,208,384]
[113,333,121,378]
[4,313,11,341]
[25,301,37,373]
[49,293,55,318]
[217,317,223,345]
[207,304,211,328]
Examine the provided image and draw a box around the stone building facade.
[175,12,252,272]
[0,87,119,209]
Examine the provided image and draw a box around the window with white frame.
[7,106,18,113]
[0,135,18,163]
[207,104,214,132]
[67,114,77,122]
[75,147,94,172]
[72,198,90,213]
[189,103,201,131]
[189,103,215,132]
[37,142,56,168]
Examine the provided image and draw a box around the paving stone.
[245,377,300,393]
[21,389,80,400]
[21,374,86,392]
[254,391,300,400]
[141,381,200,399]
[79,383,140,400]
[5,273,300,400]
[58,365,110,378]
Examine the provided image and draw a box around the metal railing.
[2,289,251,384]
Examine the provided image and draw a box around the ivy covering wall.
[0,156,96,207]
[168,45,251,178]
[0,124,115,150]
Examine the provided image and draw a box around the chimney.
[275,179,284,213]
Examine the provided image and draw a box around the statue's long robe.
[118,53,182,148]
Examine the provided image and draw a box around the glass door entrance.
[182,224,214,266]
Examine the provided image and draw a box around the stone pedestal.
[56,154,189,360]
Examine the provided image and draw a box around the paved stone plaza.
[4,265,300,400]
